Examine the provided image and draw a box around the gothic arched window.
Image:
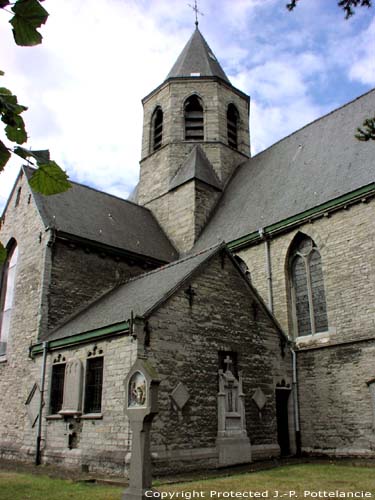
[151,107,163,152]
[289,234,328,337]
[0,241,18,356]
[184,95,204,141]
[227,104,239,149]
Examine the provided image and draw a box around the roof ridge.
[23,163,145,211]
[251,88,375,161]
[118,242,224,286]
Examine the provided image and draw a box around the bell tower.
[137,27,250,254]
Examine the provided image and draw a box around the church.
[0,25,374,476]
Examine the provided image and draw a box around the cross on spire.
[188,0,204,27]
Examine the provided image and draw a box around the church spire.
[166,28,230,84]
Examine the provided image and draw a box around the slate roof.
[195,89,375,249]
[166,27,230,83]
[47,244,223,341]
[169,145,222,191]
[24,167,177,263]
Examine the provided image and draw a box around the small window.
[50,363,66,414]
[15,187,22,207]
[234,255,251,281]
[0,242,18,356]
[84,357,103,413]
[227,104,239,149]
[184,95,204,141]
[151,107,163,152]
[289,234,328,337]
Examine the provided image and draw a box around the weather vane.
[188,0,204,27]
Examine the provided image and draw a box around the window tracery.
[289,234,328,337]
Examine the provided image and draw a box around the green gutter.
[229,183,375,251]
[30,321,129,357]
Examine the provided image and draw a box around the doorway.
[275,388,291,456]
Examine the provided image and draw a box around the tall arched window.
[227,104,239,149]
[151,107,163,152]
[0,242,18,356]
[184,95,204,141]
[289,234,328,337]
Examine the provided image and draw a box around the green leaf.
[0,140,11,171]
[0,87,13,97]
[10,0,49,46]
[5,114,27,144]
[29,161,72,195]
[13,146,50,163]
[0,242,7,265]
[0,70,5,76]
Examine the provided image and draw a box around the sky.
[0,0,374,208]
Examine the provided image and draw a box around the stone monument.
[122,358,160,500]
[216,355,251,465]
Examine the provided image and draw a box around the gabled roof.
[47,244,224,341]
[169,145,222,191]
[195,89,375,249]
[166,27,230,83]
[23,166,177,263]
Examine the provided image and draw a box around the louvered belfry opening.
[227,103,239,149]
[184,95,204,141]
[152,107,163,151]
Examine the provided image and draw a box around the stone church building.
[0,27,374,476]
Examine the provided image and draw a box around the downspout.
[258,228,273,312]
[35,340,49,465]
[292,348,301,456]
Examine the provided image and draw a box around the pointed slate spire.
[169,145,222,191]
[166,28,230,83]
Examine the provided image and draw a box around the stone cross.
[224,355,232,373]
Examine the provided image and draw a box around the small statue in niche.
[128,371,147,407]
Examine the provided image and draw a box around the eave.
[228,182,375,252]
[30,321,129,357]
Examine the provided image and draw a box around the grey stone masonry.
[0,171,47,460]
[236,197,375,457]
[137,77,250,253]
[146,252,292,473]
[46,239,149,333]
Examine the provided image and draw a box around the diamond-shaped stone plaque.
[252,387,267,411]
[171,382,190,410]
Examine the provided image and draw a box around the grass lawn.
[0,464,374,500]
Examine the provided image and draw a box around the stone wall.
[46,240,148,332]
[146,252,292,472]
[0,171,47,460]
[138,77,250,253]
[236,198,375,456]
[298,340,375,456]
[38,335,137,476]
